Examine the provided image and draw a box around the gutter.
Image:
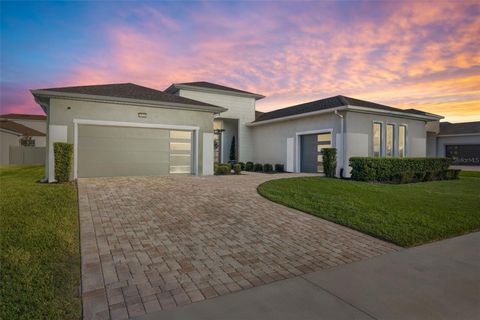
[30,90,228,114]
[334,110,345,177]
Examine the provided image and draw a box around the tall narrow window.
[373,122,382,157]
[386,124,394,157]
[399,125,406,158]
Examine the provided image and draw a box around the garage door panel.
[78,125,185,178]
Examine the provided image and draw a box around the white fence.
[9,146,46,165]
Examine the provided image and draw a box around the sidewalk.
[136,232,480,320]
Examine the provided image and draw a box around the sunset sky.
[1,1,479,122]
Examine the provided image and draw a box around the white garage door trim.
[73,119,199,179]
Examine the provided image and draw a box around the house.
[31,82,451,181]
[0,114,47,165]
[427,121,480,166]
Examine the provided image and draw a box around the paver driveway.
[78,172,399,319]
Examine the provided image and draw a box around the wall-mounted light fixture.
[138,112,147,118]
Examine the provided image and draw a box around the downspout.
[334,110,344,178]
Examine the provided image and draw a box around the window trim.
[372,121,383,157]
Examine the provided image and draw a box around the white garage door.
[77,124,193,178]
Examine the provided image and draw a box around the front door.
[300,132,332,173]
[213,132,222,163]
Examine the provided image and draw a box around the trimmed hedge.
[320,148,337,178]
[263,163,273,173]
[349,157,455,183]
[233,164,242,174]
[275,164,284,172]
[238,162,245,171]
[53,142,73,183]
[215,164,231,175]
[254,163,263,172]
[245,161,254,171]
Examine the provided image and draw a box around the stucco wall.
[345,111,427,159]
[48,97,214,177]
[436,135,480,156]
[177,89,256,162]
[250,112,342,169]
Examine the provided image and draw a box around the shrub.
[349,157,452,183]
[245,161,254,171]
[233,164,242,174]
[54,142,73,183]
[263,163,273,173]
[238,162,245,170]
[320,148,337,178]
[254,163,263,172]
[445,169,461,180]
[215,164,231,175]
[275,164,284,172]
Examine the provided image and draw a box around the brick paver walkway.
[78,172,399,319]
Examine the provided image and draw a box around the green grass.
[0,166,80,319]
[258,176,480,247]
[460,170,480,178]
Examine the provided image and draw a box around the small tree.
[229,136,236,161]
[321,148,337,178]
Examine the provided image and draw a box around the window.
[169,130,192,174]
[386,124,394,157]
[373,122,382,157]
[316,132,332,173]
[399,125,406,158]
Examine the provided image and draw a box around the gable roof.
[165,81,265,99]
[254,95,443,123]
[439,121,480,135]
[0,113,46,120]
[31,83,227,113]
[0,120,46,136]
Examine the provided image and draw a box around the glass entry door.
[213,132,222,163]
[300,132,332,173]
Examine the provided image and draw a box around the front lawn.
[258,176,480,247]
[0,166,80,319]
[460,170,480,178]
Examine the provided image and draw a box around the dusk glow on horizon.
[1,1,479,122]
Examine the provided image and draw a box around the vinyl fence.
[9,146,46,165]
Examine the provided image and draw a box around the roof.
[439,121,480,135]
[0,113,46,120]
[31,83,227,112]
[254,95,443,123]
[165,81,265,99]
[0,120,46,136]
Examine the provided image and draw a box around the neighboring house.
[31,82,450,181]
[427,121,480,166]
[0,114,47,165]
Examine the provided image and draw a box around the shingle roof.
[254,95,442,123]
[439,121,480,135]
[166,81,264,99]
[33,83,220,108]
[0,113,46,120]
[0,120,46,136]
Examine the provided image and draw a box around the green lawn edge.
[0,166,81,319]
[257,176,480,247]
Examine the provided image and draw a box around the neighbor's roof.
[0,113,46,120]
[439,121,480,135]
[31,83,226,111]
[0,120,46,136]
[254,95,443,123]
[165,81,265,99]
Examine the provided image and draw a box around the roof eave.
[248,106,348,126]
[170,84,265,100]
[346,105,445,121]
[30,89,228,114]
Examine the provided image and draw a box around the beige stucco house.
[31,81,460,182]
[0,113,46,165]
